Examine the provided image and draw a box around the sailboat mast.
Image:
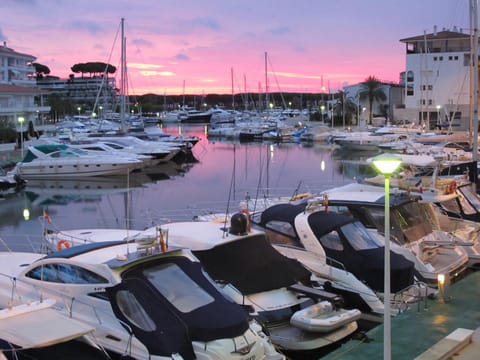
[231,67,235,109]
[265,52,269,110]
[471,0,479,185]
[120,17,126,133]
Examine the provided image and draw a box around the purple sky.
[0,0,471,95]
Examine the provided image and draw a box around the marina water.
[0,123,374,250]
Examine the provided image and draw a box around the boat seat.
[288,284,343,307]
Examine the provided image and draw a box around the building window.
[434,56,438,61]
[406,71,414,82]
[407,85,414,96]
[439,56,443,61]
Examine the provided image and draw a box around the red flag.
[43,211,52,224]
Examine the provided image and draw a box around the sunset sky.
[0,0,471,95]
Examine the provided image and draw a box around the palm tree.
[360,76,387,125]
[333,91,357,127]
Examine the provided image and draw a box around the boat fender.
[230,212,249,235]
[57,239,71,251]
[449,181,456,194]
[240,208,251,232]
[159,231,167,252]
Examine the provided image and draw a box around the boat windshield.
[116,289,156,332]
[340,221,383,250]
[50,148,89,158]
[366,202,433,245]
[144,263,214,313]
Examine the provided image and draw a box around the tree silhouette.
[71,62,116,77]
[32,62,51,80]
[360,76,387,125]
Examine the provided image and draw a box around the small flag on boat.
[43,211,52,224]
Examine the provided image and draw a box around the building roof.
[0,43,35,60]
[399,30,469,43]
[0,84,46,95]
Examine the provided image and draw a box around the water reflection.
[0,124,377,247]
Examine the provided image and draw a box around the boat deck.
[323,271,480,359]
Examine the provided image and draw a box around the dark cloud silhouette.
[269,26,291,36]
[66,20,103,35]
[175,53,189,61]
[132,38,153,48]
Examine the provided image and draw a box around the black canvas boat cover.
[194,234,312,295]
[107,256,250,359]
[256,204,414,293]
[257,202,309,227]
[307,211,415,293]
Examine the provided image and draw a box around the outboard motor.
[229,212,249,235]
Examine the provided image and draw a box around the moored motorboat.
[0,241,284,360]
[10,144,144,179]
[318,182,470,287]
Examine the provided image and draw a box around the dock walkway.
[323,271,480,359]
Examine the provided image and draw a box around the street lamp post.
[372,153,402,360]
[436,105,441,128]
[320,105,325,124]
[18,116,25,159]
[77,106,81,117]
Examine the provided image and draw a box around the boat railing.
[325,256,350,273]
[391,280,432,314]
[1,272,134,334]
[0,233,44,253]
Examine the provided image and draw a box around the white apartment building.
[396,27,471,130]
[0,41,50,128]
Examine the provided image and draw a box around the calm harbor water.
[0,124,377,250]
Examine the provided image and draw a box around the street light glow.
[372,153,402,175]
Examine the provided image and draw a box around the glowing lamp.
[372,153,402,175]
[23,208,30,221]
[437,273,445,286]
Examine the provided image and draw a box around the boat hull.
[15,162,140,179]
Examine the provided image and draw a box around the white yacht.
[0,241,284,360]
[319,182,470,287]
[87,136,184,164]
[10,144,144,179]
[249,200,423,306]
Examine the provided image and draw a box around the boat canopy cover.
[44,240,125,259]
[107,255,250,359]
[306,212,415,293]
[193,234,311,295]
[256,203,415,293]
[257,202,311,225]
[257,202,355,233]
